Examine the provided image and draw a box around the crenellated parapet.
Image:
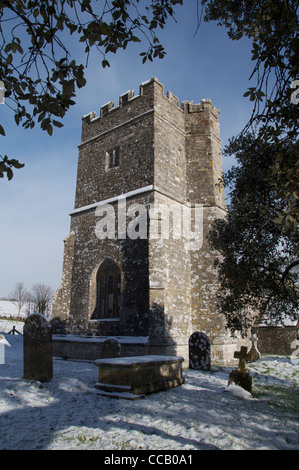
[81,77,219,144]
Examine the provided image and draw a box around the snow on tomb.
[23,313,53,382]
[94,355,185,399]
[228,346,253,393]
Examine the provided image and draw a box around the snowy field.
[0,323,298,451]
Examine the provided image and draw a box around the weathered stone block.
[100,338,122,358]
[23,314,53,382]
[189,331,210,370]
[228,370,253,394]
[94,355,185,398]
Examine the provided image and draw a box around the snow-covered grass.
[0,331,298,450]
[0,301,28,319]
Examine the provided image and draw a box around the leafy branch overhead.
[202,0,298,137]
[202,1,298,233]
[209,133,298,336]
[0,154,24,180]
[202,0,298,333]
[201,0,298,236]
[0,0,183,178]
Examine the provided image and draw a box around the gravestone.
[100,338,122,359]
[228,346,253,393]
[189,331,211,370]
[0,335,10,364]
[23,313,53,382]
[248,333,261,362]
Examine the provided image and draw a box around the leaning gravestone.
[100,338,122,359]
[23,313,53,382]
[189,331,211,370]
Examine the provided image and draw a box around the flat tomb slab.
[94,355,185,398]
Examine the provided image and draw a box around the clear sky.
[0,1,254,297]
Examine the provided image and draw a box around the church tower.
[53,78,238,365]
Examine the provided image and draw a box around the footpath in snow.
[0,329,298,451]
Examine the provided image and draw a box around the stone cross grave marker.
[228,346,253,393]
[234,346,252,372]
[23,313,53,382]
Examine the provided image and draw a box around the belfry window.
[91,259,121,319]
[106,146,120,170]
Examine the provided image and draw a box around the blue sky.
[0,1,254,297]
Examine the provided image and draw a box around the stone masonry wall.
[67,192,153,336]
[52,231,75,332]
[53,77,240,364]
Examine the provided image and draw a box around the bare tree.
[8,282,29,316]
[29,284,53,317]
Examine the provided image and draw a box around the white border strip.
[70,185,154,215]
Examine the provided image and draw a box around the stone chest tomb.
[94,355,185,399]
[52,77,239,366]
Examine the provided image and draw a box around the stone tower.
[52,77,237,365]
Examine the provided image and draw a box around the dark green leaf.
[53,120,64,128]
[47,124,53,136]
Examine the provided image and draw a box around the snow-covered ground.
[0,301,28,319]
[0,325,298,451]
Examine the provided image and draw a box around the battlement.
[82,77,171,124]
[81,77,219,143]
[181,98,219,117]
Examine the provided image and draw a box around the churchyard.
[0,319,298,450]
